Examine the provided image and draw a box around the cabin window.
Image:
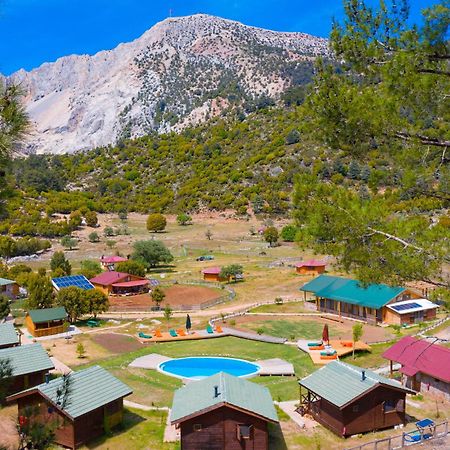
[237,424,253,440]
[193,424,202,432]
[352,405,359,412]
[383,399,395,412]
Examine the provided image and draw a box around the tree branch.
[394,131,450,148]
[417,68,450,77]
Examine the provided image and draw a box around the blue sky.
[0,0,438,75]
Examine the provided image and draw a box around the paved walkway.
[50,357,72,375]
[275,401,317,430]
[257,358,295,376]
[20,325,82,343]
[129,353,172,369]
[223,327,286,344]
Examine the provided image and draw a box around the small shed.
[298,361,414,437]
[295,259,326,275]
[0,277,19,299]
[26,307,68,337]
[90,271,149,295]
[0,343,54,396]
[0,322,20,349]
[383,336,450,400]
[201,267,222,282]
[171,371,278,450]
[7,365,133,449]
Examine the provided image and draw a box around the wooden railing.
[345,420,449,450]
[33,325,65,337]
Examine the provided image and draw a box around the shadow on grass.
[85,409,147,449]
[269,423,288,450]
[148,265,176,274]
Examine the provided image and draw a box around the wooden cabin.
[299,275,434,325]
[295,259,326,275]
[171,372,278,450]
[90,271,149,295]
[0,322,19,349]
[0,277,19,299]
[0,343,54,397]
[382,299,438,325]
[26,307,68,338]
[7,365,132,449]
[383,337,450,401]
[201,266,222,282]
[298,361,414,437]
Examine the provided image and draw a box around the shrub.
[146,213,167,232]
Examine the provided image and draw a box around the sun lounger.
[320,354,337,360]
[308,341,323,347]
[169,329,178,337]
[320,350,337,356]
[309,345,325,350]
[206,325,214,334]
[341,341,353,347]
[215,325,223,333]
[154,330,163,338]
[138,332,152,339]
[177,329,187,336]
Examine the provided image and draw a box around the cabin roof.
[295,259,326,268]
[0,322,19,347]
[28,307,67,324]
[171,372,278,424]
[299,361,413,408]
[300,275,405,309]
[8,365,132,420]
[386,299,439,315]
[0,343,54,376]
[90,271,138,286]
[100,256,128,263]
[201,267,222,275]
[0,277,16,286]
[383,336,450,383]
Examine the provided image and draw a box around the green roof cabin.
[0,322,20,349]
[171,372,278,450]
[0,277,19,299]
[299,275,435,325]
[0,343,54,397]
[25,307,68,338]
[298,361,414,437]
[7,365,132,449]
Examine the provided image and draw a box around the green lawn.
[340,341,394,369]
[81,408,179,450]
[80,336,314,405]
[250,301,311,314]
[240,319,344,341]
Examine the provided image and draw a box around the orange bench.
[309,345,325,350]
[177,329,187,337]
[215,325,224,333]
[320,354,338,360]
[154,330,163,338]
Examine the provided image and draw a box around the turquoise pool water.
[158,357,260,380]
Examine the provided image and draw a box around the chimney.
[214,385,220,398]
[45,373,50,384]
[361,370,366,381]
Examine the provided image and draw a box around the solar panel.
[52,275,94,291]
[149,279,160,287]
[391,302,421,312]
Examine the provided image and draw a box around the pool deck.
[298,339,371,365]
[128,354,295,377]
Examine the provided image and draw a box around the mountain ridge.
[6,14,329,154]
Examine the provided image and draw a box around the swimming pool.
[158,357,260,380]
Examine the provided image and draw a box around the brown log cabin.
[25,307,68,337]
[298,361,415,437]
[7,365,132,449]
[171,372,278,450]
[0,343,54,398]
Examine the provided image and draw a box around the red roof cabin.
[202,267,222,282]
[383,336,450,401]
[100,255,128,271]
[90,271,149,296]
[295,259,326,275]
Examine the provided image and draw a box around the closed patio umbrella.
[322,324,329,345]
[186,314,191,333]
